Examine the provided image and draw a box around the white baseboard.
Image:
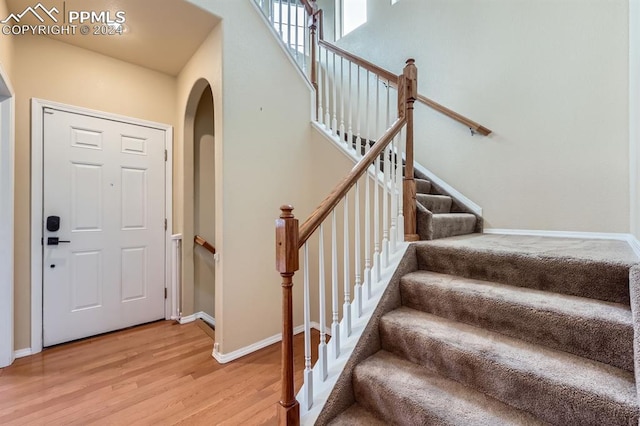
[178,311,216,327]
[14,348,33,359]
[484,228,640,258]
[627,235,640,258]
[212,324,306,364]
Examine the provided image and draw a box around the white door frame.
[0,64,15,367]
[30,99,173,354]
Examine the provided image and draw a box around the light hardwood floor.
[0,321,317,425]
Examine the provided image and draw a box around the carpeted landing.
[322,234,640,425]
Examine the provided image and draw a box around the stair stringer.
[311,245,419,426]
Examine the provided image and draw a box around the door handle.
[47,237,71,246]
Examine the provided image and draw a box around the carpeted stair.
[413,170,481,240]
[321,236,640,425]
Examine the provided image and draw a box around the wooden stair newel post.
[275,205,300,426]
[403,59,420,241]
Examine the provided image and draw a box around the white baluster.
[355,66,362,158]
[339,57,346,145]
[317,46,324,125]
[398,127,405,243]
[317,224,328,380]
[382,143,390,268]
[331,210,340,359]
[324,48,331,128]
[287,0,292,54]
[332,52,338,135]
[364,70,372,298]
[390,134,398,252]
[373,78,381,283]
[343,196,351,337]
[294,0,299,63]
[303,242,313,410]
[347,61,353,151]
[354,181,362,317]
[278,0,283,38]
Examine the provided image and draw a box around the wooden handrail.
[318,40,399,84]
[298,117,407,246]
[194,235,216,255]
[417,94,492,136]
[302,0,492,136]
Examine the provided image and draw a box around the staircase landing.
[418,233,639,264]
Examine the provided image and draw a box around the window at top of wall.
[391,0,400,4]
[342,0,367,37]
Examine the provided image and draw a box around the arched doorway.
[183,79,216,327]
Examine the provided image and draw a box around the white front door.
[43,108,166,346]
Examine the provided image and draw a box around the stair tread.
[353,350,546,426]
[400,271,634,371]
[414,242,631,304]
[401,270,632,324]
[381,307,638,408]
[327,403,386,426]
[432,212,476,219]
[417,194,451,200]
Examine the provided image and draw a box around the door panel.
[43,108,165,347]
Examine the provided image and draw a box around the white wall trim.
[628,236,640,259]
[211,322,331,365]
[179,311,216,328]
[212,324,306,364]
[413,162,483,217]
[484,228,640,258]
[14,348,33,359]
[30,99,174,355]
[0,62,15,368]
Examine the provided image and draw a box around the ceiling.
[6,0,221,76]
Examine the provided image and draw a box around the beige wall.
[182,1,315,354]
[194,87,216,317]
[12,36,176,349]
[0,0,13,76]
[335,0,630,233]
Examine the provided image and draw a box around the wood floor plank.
[0,321,318,425]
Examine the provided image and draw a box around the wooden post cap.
[276,206,299,274]
[280,205,294,219]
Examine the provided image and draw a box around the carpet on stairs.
[317,235,640,426]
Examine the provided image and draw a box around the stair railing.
[252,0,492,136]
[276,58,418,425]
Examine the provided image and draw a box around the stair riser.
[352,379,450,426]
[400,277,634,371]
[380,319,638,426]
[415,179,431,194]
[415,245,630,304]
[416,208,477,241]
[416,194,452,214]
